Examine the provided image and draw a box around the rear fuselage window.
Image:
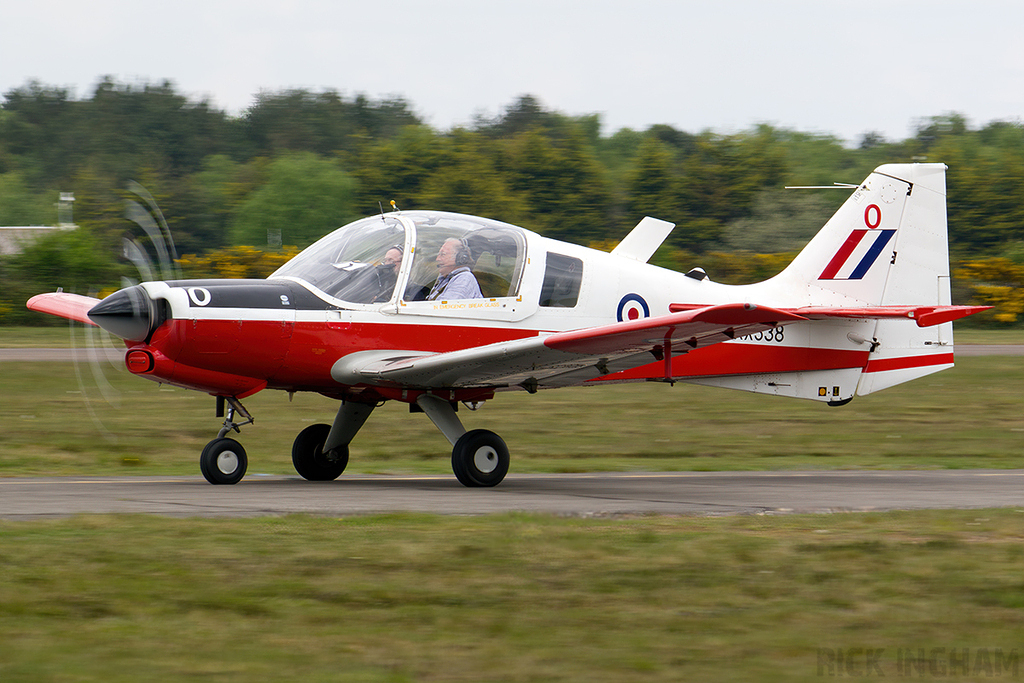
[539,253,583,307]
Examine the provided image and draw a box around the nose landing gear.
[199,397,254,485]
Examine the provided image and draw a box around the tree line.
[1,78,1022,324]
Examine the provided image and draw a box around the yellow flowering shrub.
[956,257,1024,323]
[177,245,301,280]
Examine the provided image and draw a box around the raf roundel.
[616,293,650,322]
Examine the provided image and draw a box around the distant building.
[0,192,77,255]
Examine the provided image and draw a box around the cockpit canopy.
[269,211,527,306]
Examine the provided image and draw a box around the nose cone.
[87,285,155,342]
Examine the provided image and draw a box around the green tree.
[931,125,1024,255]
[497,126,612,242]
[0,172,53,225]
[0,226,120,324]
[417,129,530,221]
[721,188,843,253]
[350,125,449,213]
[243,89,420,158]
[624,137,687,228]
[230,152,358,248]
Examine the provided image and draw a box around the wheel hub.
[217,451,239,475]
[473,446,498,474]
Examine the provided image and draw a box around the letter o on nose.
[188,287,212,306]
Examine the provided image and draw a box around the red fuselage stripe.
[863,353,954,373]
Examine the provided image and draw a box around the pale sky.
[4,0,1023,144]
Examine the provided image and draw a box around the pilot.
[373,245,404,302]
[426,237,482,300]
[381,245,403,271]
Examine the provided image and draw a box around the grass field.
[2,510,1024,682]
[2,326,1023,682]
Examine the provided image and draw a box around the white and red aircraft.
[29,163,987,486]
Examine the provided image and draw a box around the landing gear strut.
[200,397,253,485]
[416,394,509,487]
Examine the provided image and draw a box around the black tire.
[451,429,509,487]
[292,423,348,481]
[200,438,248,485]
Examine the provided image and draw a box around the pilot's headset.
[378,244,403,269]
[455,237,473,266]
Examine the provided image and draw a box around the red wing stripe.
[863,353,955,373]
[819,230,867,280]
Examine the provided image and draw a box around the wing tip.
[26,291,101,326]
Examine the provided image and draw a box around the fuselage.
[91,210,875,404]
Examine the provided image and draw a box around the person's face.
[382,248,402,270]
[436,241,459,276]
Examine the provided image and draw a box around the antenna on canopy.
[784,182,861,190]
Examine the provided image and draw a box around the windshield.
[270,211,527,307]
[270,216,407,304]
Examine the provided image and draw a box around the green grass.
[2,510,1023,682]
[2,353,1024,477]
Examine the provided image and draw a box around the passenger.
[427,237,482,300]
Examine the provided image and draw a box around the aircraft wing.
[332,303,809,391]
[26,292,101,326]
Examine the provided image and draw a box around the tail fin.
[774,163,950,308]
[774,163,957,395]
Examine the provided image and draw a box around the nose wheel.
[200,438,248,485]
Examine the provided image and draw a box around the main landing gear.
[414,394,509,487]
[199,394,510,487]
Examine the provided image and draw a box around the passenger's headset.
[455,237,473,266]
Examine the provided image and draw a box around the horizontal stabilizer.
[788,305,990,327]
[669,303,989,328]
[26,292,100,326]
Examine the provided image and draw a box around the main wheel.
[200,438,248,485]
[292,423,348,481]
[451,429,509,487]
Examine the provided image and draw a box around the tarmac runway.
[2,470,1022,520]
